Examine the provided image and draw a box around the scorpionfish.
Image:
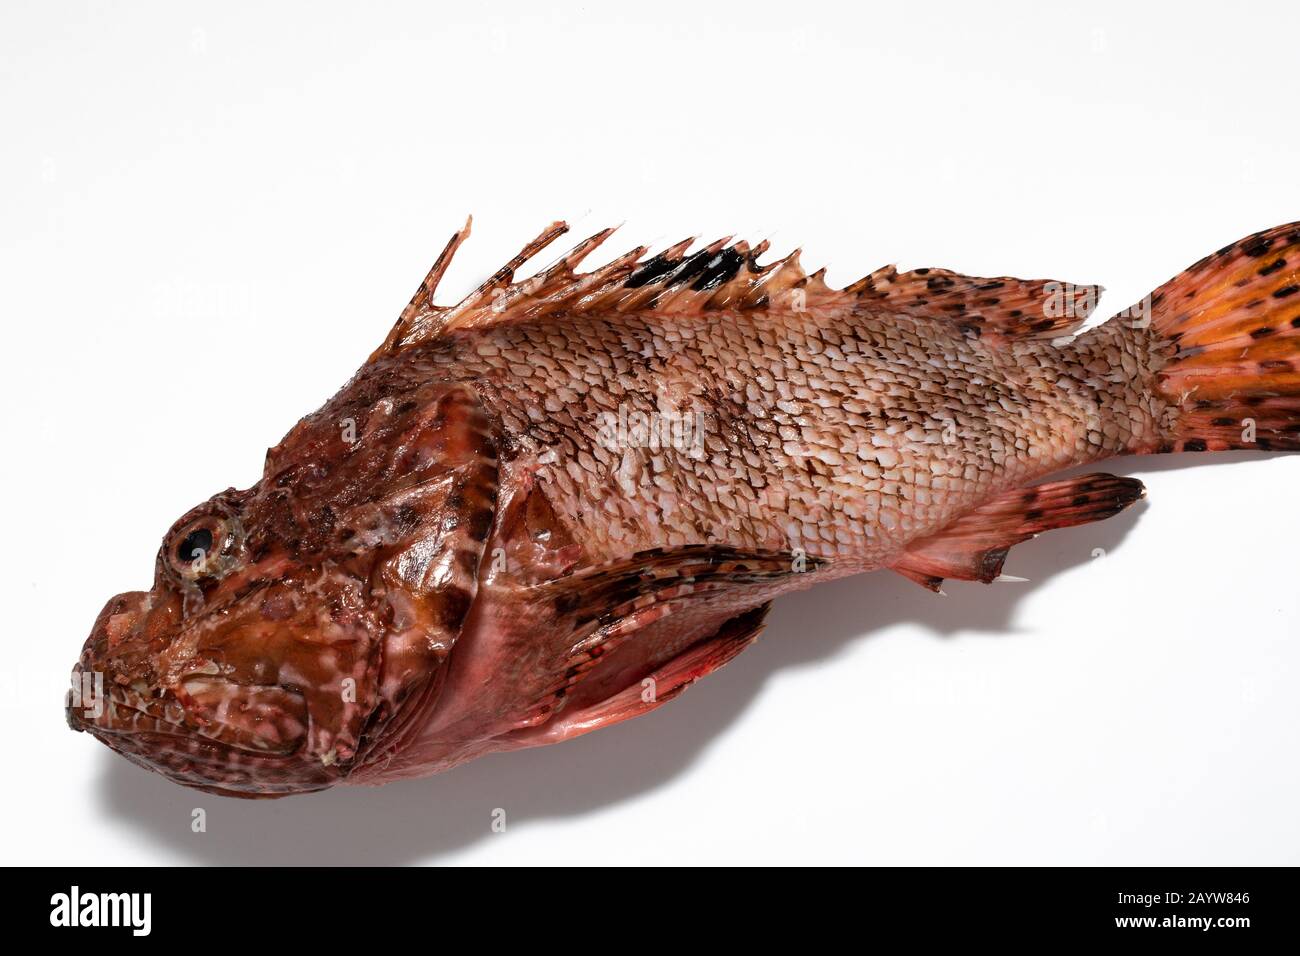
[68,218,1300,796]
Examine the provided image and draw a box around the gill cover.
[351,382,500,772]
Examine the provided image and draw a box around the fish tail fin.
[1117,221,1300,453]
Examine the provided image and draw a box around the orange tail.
[1145,222,1300,452]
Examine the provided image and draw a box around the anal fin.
[891,473,1145,591]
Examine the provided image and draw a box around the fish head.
[68,375,499,797]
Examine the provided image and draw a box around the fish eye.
[166,515,236,580]
[177,528,213,564]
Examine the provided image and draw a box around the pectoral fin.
[516,545,826,727]
[503,604,772,747]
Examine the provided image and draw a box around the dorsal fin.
[372,221,1104,358]
[847,266,1103,343]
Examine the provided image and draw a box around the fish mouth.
[67,663,329,795]
[68,674,308,756]
[69,590,335,798]
[68,673,337,797]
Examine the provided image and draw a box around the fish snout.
[91,590,152,653]
[68,589,341,796]
[69,590,153,732]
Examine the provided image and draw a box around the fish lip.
[176,677,310,756]
[71,634,312,762]
[74,680,332,797]
[87,678,309,758]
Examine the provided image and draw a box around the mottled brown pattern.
[403,304,1171,569]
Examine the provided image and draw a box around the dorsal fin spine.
[374,221,1104,355]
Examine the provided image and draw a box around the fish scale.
[412,305,1164,569]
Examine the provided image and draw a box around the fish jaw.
[66,509,400,797]
[68,589,341,797]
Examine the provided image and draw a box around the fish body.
[69,219,1300,796]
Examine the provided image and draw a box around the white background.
[3,0,1298,865]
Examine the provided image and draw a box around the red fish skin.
[69,219,1300,796]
